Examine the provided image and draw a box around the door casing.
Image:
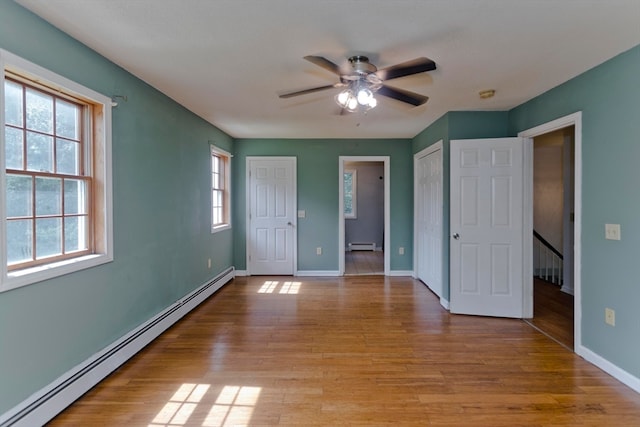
[519,111,582,350]
[338,156,390,275]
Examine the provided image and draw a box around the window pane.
[212,172,220,189]
[5,80,23,127]
[6,174,32,217]
[36,177,62,216]
[212,155,220,173]
[57,138,80,175]
[25,88,53,133]
[7,219,33,264]
[64,179,87,214]
[344,194,353,215]
[36,217,62,259]
[212,189,222,207]
[64,216,88,252]
[213,207,222,225]
[26,131,54,172]
[55,99,80,140]
[5,127,24,170]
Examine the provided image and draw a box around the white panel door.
[248,158,296,275]
[415,147,443,297]
[450,138,524,318]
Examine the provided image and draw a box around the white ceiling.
[16,0,640,139]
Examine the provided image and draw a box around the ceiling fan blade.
[303,55,342,76]
[375,57,436,81]
[377,85,429,106]
[279,83,341,99]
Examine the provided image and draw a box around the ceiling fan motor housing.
[348,55,377,75]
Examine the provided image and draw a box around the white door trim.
[339,156,390,275]
[413,141,444,304]
[518,111,582,351]
[245,156,297,275]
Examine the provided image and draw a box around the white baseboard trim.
[577,345,640,394]
[0,267,235,427]
[296,270,340,277]
[440,298,450,310]
[234,270,248,276]
[560,285,574,295]
[388,270,413,277]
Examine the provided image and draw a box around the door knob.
[287,222,293,226]
[453,233,460,240]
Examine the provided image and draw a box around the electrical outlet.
[207,258,212,269]
[399,247,405,255]
[605,308,615,326]
[316,247,322,255]
[605,224,621,240]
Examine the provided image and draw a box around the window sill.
[211,224,231,234]
[1,253,113,293]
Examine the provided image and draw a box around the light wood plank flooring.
[48,276,640,426]
[528,278,574,350]
[345,250,384,275]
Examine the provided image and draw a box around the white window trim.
[0,48,113,292]
[344,169,357,219]
[210,144,231,234]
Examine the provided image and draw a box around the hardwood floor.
[48,276,640,426]
[344,250,384,275]
[528,278,574,350]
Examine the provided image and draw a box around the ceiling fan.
[279,55,436,113]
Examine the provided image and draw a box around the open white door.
[450,137,527,318]
[247,157,296,275]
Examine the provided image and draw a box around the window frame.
[344,169,357,219]
[1,49,113,292]
[210,144,231,233]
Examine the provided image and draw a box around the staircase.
[533,230,563,285]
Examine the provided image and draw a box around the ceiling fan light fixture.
[356,87,373,106]
[336,81,378,112]
[336,90,350,106]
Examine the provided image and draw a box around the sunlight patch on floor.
[203,386,262,427]
[149,384,261,427]
[258,280,301,294]
[149,383,209,426]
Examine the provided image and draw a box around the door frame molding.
[518,111,582,351]
[245,156,298,275]
[413,141,444,304]
[338,156,390,275]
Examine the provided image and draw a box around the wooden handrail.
[533,230,563,260]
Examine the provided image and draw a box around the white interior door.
[247,157,296,275]
[450,138,525,318]
[414,144,443,298]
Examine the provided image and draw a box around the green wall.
[509,45,640,378]
[411,111,511,300]
[0,1,234,412]
[233,139,414,272]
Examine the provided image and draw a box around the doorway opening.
[339,156,390,275]
[519,112,582,351]
[528,126,575,349]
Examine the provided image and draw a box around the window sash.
[344,169,357,219]
[4,76,92,271]
[210,146,230,230]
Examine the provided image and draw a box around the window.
[1,49,113,292]
[344,169,357,219]
[210,145,231,232]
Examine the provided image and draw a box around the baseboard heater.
[349,242,376,251]
[0,267,235,427]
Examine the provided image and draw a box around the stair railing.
[533,230,563,285]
